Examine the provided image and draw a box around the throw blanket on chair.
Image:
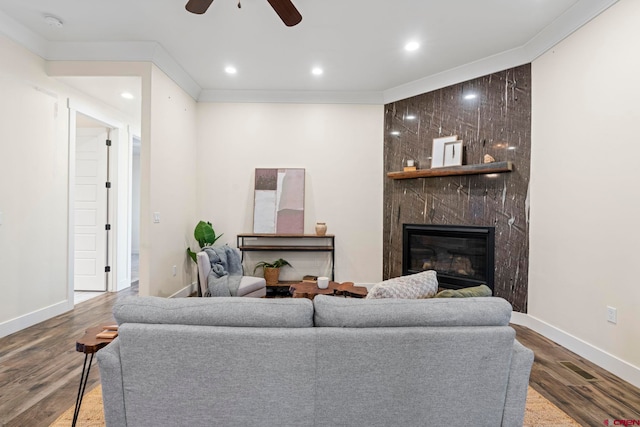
[203,245,243,297]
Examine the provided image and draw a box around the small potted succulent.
[253,258,292,286]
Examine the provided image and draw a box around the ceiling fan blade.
[185,0,215,14]
[267,0,302,27]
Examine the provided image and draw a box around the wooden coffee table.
[289,281,368,300]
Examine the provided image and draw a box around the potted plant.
[186,220,223,264]
[253,258,292,286]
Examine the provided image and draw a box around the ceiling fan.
[185,0,302,27]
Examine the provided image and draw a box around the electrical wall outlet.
[606,306,617,324]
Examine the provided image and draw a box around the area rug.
[51,385,580,426]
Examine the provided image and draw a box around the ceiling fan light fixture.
[185,0,215,14]
[186,0,301,26]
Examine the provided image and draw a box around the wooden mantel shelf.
[387,161,513,180]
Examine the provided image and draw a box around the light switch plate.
[153,212,160,223]
[0,211,3,225]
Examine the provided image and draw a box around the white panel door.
[74,128,108,291]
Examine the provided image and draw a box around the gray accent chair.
[98,295,534,427]
[196,250,266,297]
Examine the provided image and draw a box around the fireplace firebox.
[402,224,495,291]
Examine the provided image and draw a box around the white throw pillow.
[366,270,438,299]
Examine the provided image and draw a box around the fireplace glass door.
[403,224,495,290]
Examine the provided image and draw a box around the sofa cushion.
[366,270,438,299]
[114,296,313,328]
[313,294,512,327]
[435,284,493,298]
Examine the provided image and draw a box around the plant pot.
[263,267,280,286]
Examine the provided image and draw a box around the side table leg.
[72,352,94,427]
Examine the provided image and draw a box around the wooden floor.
[1,290,639,427]
[0,285,137,427]
[513,324,640,426]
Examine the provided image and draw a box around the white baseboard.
[0,299,73,339]
[169,282,197,299]
[510,312,640,389]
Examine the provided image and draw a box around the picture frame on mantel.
[443,140,463,167]
[431,135,458,168]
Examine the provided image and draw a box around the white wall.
[0,36,70,334]
[196,103,383,283]
[0,35,141,336]
[140,65,198,297]
[529,0,640,384]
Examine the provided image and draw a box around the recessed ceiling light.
[464,93,477,100]
[405,115,416,120]
[121,92,134,100]
[225,66,237,75]
[312,67,323,76]
[44,15,63,28]
[391,131,400,136]
[404,41,420,52]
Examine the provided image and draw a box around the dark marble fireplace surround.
[383,64,531,312]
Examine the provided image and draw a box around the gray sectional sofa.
[97,295,534,427]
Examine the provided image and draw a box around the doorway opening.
[73,113,110,296]
[131,136,141,285]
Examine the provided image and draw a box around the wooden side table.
[73,325,117,427]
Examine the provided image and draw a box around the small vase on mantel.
[315,222,327,236]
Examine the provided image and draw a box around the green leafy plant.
[186,220,223,263]
[252,258,292,273]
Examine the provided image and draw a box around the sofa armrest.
[501,339,534,426]
[96,339,127,427]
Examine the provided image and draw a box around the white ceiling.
[0,0,618,104]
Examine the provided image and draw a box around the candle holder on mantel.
[403,159,418,172]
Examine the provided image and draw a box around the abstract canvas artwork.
[253,168,305,234]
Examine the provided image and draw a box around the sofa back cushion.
[114,296,313,328]
[118,324,317,426]
[313,294,512,327]
[314,326,515,426]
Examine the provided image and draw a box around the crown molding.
[382,47,529,105]
[0,9,48,58]
[198,89,383,104]
[0,0,620,105]
[46,41,202,100]
[382,0,619,104]
[523,0,620,61]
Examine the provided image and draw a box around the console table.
[237,234,335,280]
